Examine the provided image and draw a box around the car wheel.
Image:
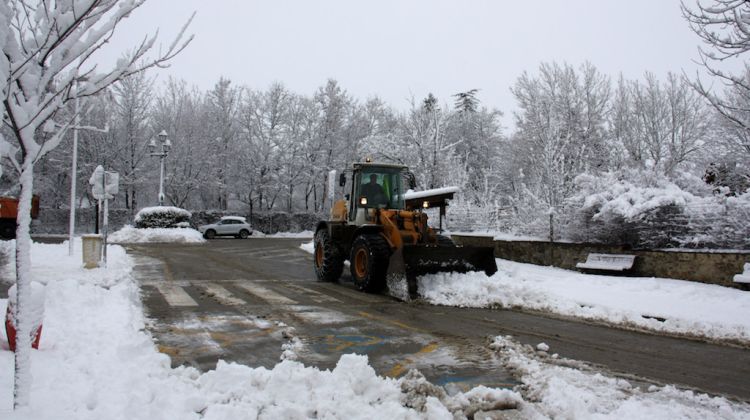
[239,229,249,239]
[204,229,216,239]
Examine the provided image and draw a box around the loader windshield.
[357,167,406,210]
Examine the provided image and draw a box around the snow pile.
[0,241,519,419]
[418,259,750,345]
[108,225,205,244]
[490,336,750,419]
[300,240,315,254]
[5,282,45,330]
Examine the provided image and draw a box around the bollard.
[82,233,103,269]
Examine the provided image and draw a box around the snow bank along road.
[127,238,750,401]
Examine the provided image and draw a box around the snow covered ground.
[0,237,748,419]
[417,259,750,346]
[302,239,750,345]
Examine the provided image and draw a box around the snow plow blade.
[387,244,497,300]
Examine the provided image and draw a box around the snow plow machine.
[313,161,497,299]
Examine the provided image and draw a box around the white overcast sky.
[95,0,743,119]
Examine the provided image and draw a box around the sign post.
[89,166,118,267]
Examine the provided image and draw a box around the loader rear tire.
[350,234,389,293]
[314,229,344,282]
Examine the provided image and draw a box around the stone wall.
[452,235,750,288]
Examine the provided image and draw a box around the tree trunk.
[13,162,35,408]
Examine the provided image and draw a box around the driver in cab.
[361,174,386,206]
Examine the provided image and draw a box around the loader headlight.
[360,197,368,206]
[422,200,429,209]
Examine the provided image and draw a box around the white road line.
[316,283,389,303]
[153,283,198,307]
[256,249,302,258]
[284,283,341,303]
[200,283,247,306]
[222,247,286,255]
[291,309,356,324]
[235,283,298,305]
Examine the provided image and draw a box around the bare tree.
[0,0,192,408]
[511,62,610,209]
[111,70,154,212]
[682,1,750,128]
[150,78,211,208]
[623,72,710,175]
[206,77,240,210]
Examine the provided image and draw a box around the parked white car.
[198,216,252,239]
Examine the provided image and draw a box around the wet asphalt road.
[125,238,750,401]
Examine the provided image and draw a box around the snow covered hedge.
[562,172,750,249]
[134,206,192,229]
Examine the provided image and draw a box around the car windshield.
[357,167,406,209]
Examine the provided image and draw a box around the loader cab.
[348,163,413,224]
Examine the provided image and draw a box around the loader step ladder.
[576,253,636,272]
[734,263,750,287]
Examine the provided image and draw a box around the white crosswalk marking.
[259,252,302,260]
[153,283,198,307]
[200,283,247,306]
[290,308,356,324]
[283,283,341,303]
[316,283,389,303]
[235,282,298,305]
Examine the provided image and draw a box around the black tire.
[436,234,455,247]
[239,229,250,239]
[314,229,344,282]
[204,229,216,239]
[350,234,390,293]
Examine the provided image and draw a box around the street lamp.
[148,130,172,206]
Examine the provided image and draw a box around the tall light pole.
[68,76,108,256]
[148,130,172,206]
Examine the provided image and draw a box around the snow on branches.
[1,0,193,409]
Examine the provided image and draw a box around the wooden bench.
[576,253,636,272]
[734,263,750,286]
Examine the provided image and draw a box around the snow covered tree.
[618,72,710,175]
[310,79,351,212]
[453,89,480,113]
[682,1,750,140]
[150,78,211,208]
[239,83,290,213]
[205,77,240,210]
[400,94,458,189]
[0,0,192,408]
[111,70,154,212]
[510,62,610,209]
[448,90,504,204]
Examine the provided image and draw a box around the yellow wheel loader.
[313,161,497,299]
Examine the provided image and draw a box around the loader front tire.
[350,234,389,293]
[314,229,344,282]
